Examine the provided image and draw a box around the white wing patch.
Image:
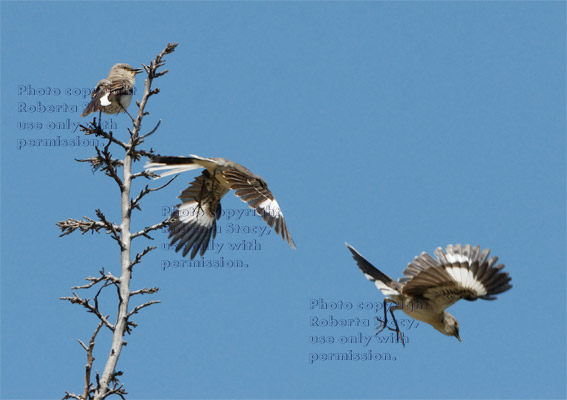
[258,198,272,209]
[177,202,214,227]
[257,198,283,218]
[445,266,487,296]
[100,93,111,106]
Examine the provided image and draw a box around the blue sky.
[1,1,565,399]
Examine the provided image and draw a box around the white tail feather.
[144,162,202,179]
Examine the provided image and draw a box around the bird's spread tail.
[144,156,203,178]
[80,101,98,117]
[345,243,400,297]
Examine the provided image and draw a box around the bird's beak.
[133,68,143,74]
[455,333,462,342]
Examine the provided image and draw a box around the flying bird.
[145,155,296,259]
[81,63,142,119]
[346,243,512,346]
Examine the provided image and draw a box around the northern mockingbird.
[81,63,142,120]
[145,154,296,259]
[346,243,512,346]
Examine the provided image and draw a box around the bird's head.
[431,311,462,342]
[440,312,462,342]
[110,63,143,77]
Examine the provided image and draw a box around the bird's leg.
[120,104,135,122]
[97,110,102,129]
[194,201,204,217]
[124,109,135,122]
[375,298,390,334]
[193,193,206,219]
[375,299,405,347]
[194,173,213,219]
[376,299,400,334]
[389,306,405,347]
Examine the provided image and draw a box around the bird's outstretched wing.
[168,171,229,259]
[221,167,295,249]
[401,244,512,311]
[145,154,295,255]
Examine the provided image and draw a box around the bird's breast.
[399,298,439,323]
[118,94,133,109]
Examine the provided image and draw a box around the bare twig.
[60,292,115,331]
[129,176,177,217]
[130,287,159,296]
[130,170,154,180]
[135,148,157,160]
[127,300,161,319]
[62,391,82,400]
[75,156,123,174]
[57,217,106,237]
[71,269,120,290]
[129,245,156,270]
[131,218,172,240]
[95,141,123,190]
[94,210,123,249]
[81,321,105,400]
[80,123,128,150]
[56,211,122,249]
[132,43,179,135]
[139,120,162,140]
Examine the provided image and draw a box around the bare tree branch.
[71,269,120,290]
[75,156,123,174]
[62,391,83,400]
[94,210,123,249]
[130,170,154,180]
[80,122,128,150]
[131,43,179,135]
[95,140,124,190]
[78,339,89,352]
[127,300,161,319]
[135,148,157,160]
[129,245,156,271]
[80,321,105,400]
[102,379,127,400]
[130,287,159,297]
[60,292,115,331]
[139,119,162,140]
[57,210,123,251]
[57,217,107,237]
[131,217,172,240]
[129,175,177,217]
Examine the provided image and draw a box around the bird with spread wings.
[346,243,512,346]
[145,154,295,259]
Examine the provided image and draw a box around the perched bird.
[81,63,142,119]
[346,243,512,346]
[145,154,295,259]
